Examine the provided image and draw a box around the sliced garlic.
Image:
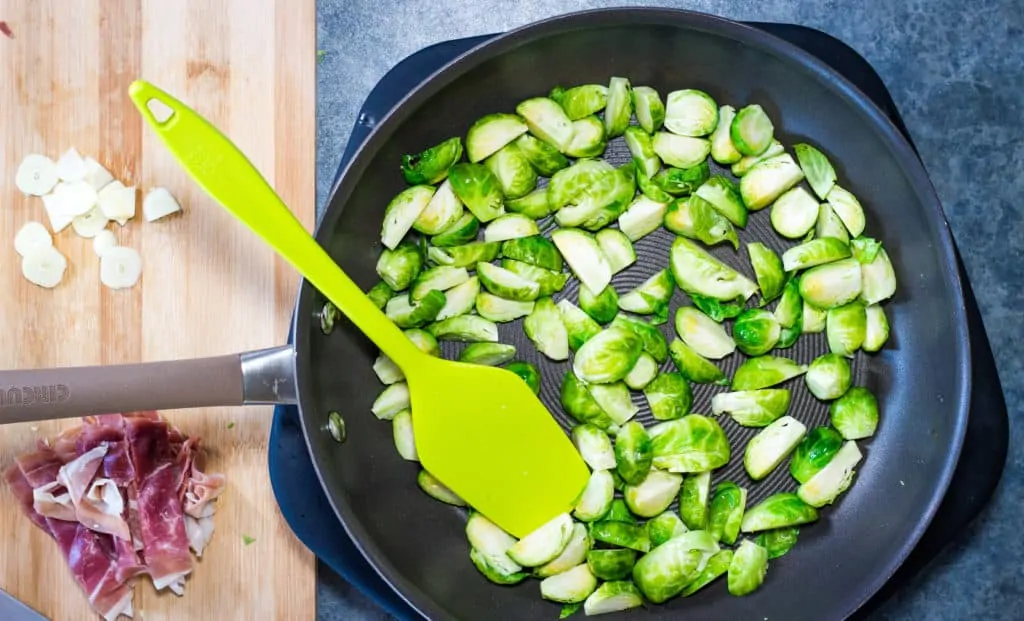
[55,147,88,182]
[72,206,110,238]
[41,192,74,233]
[143,187,181,222]
[15,154,59,196]
[52,180,98,216]
[83,157,115,191]
[21,245,68,288]
[93,229,117,256]
[100,246,142,289]
[98,181,136,225]
[14,221,53,257]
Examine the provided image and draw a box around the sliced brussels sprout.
[501,235,563,271]
[649,414,731,473]
[373,353,403,385]
[694,175,746,228]
[410,265,469,301]
[551,228,613,295]
[647,511,689,548]
[850,235,882,264]
[417,469,466,506]
[376,241,423,291]
[573,469,615,522]
[863,304,890,352]
[631,86,666,134]
[631,531,714,603]
[805,353,852,400]
[564,116,608,158]
[799,258,863,310]
[624,352,659,390]
[595,229,637,275]
[733,308,781,356]
[586,549,637,581]
[392,410,418,460]
[624,470,684,518]
[664,195,739,249]
[366,281,394,310]
[732,355,807,391]
[579,285,620,325]
[675,306,737,360]
[401,136,463,185]
[385,290,446,329]
[636,166,674,204]
[861,247,897,305]
[502,188,552,220]
[664,89,718,137]
[506,360,541,395]
[561,370,616,431]
[830,386,880,440]
[573,424,617,470]
[540,563,599,604]
[679,471,711,530]
[789,426,845,484]
[458,342,516,366]
[500,259,567,297]
[654,162,710,197]
[590,521,650,554]
[614,421,653,486]
[483,213,540,243]
[687,292,744,323]
[740,153,805,211]
[429,241,502,268]
[744,416,807,481]
[756,527,800,560]
[513,133,570,176]
[730,104,775,157]
[793,143,837,200]
[778,320,801,351]
[573,325,643,384]
[584,580,644,616]
[668,338,728,385]
[465,113,529,163]
[405,328,442,356]
[427,314,499,342]
[475,292,534,322]
[547,159,615,211]
[577,165,639,232]
[508,513,574,567]
[372,382,410,420]
[711,389,791,427]
[815,202,851,244]
[827,301,867,357]
[448,162,504,223]
[617,269,674,320]
[643,372,693,421]
[731,139,784,177]
[747,242,785,304]
[619,195,669,241]
[783,235,851,270]
[606,499,635,523]
[477,261,540,301]
[552,84,609,119]
[610,313,669,363]
[680,549,733,597]
[435,275,480,321]
[797,440,863,508]
[802,300,828,333]
[537,522,592,578]
[516,97,575,152]
[670,236,759,302]
[652,132,711,169]
[826,184,866,237]
[556,299,602,351]
[430,211,480,247]
[413,179,463,235]
[381,185,435,250]
[728,540,769,597]
[708,482,748,545]
[525,296,570,361]
[470,546,529,585]
[623,126,661,179]
[589,382,640,426]
[774,277,803,329]
[770,186,820,239]
[710,104,742,165]
[604,77,633,138]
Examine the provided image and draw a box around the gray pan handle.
[0,345,297,425]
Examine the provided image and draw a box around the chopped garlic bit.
[93,229,117,256]
[56,147,88,182]
[53,180,98,216]
[99,246,142,290]
[41,192,74,233]
[21,245,68,288]
[72,206,110,238]
[15,154,59,196]
[98,181,136,225]
[143,187,181,222]
[14,221,53,257]
[83,157,115,191]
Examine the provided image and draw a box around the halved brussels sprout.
[694,175,747,227]
[484,145,537,204]
[826,184,866,237]
[680,549,734,597]
[372,382,410,420]
[564,116,608,158]
[731,140,784,177]
[732,355,807,391]
[513,133,570,176]
[789,426,844,484]
[624,352,659,390]
[484,213,540,243]
[652,132,711,169]
[733,308,781,356]
[576,165,639,232]
[503,188,551,220]
[552,84,609,120]
[861,247,897,305]
[458,342,516,366]
[664,195,739,249]
[501,235,563,271]
[747,242,785,304]
[710,105,742,165]
[654,161,710,196]
[799,258,863,310]
[435,276,480,321]
[381,185,435,250]
[475,292,534,322]
[466,113,529,163]
[614,421,654,485]
[540,563,599,604]
[675,306,737,360]
[740,153,805,211]
[649,414,731,473]
[781,237,851,272]
[448,162,504,223]
[744,416,807,481]
[711,389,791,427]
[506,360,541,395]
[411,265,469,301]
[610,313,669,363]
[477,261,540,302]
[573,424,617,470]
[470,545,529,585]
[770,186,820,239]
[414,179,463,235]
[537,522,592,578]
[632,530,716,603]
[679,471,711,530]
[668,338,728,385]
[756,527,800,560]
[742,493,819,535]
[590,521,651,555]
[579,285,619,324]
[730,104,775,156]
[573,469,615,522]
[418,469,466,506]
[551,228,613,295]
[671,236,759,302]
[466,511,522,578]
[774,277,803,329]
[573,325,643,384]
[583,580,644,616]
[827,301,867,357]
[797,440,863,508]
[405,328,441,356]
[589,382,640,425]
[500,259,567,297]
[850,235,883,264]
[431,211,480,247]
[401,136,463,185]
[507,512,574,567]
[619,195,669,241]
[556,299,602,351]
[664,89,718,137]
[624,470,684,518]
[385,290,446,329]
[547,159,615,211]
[643,372,693,421]
[373,353,403,385]
[647,511,688,547]
[376,241,423,291]
[595,229,637,275]
[618,268,674,320]
[561,370,616,430]
[636,166,674,203]
[623,126,661,179]
[802,300,828,334]
[604,76,633,138]
[863,304,890,352]
[805,353,852,400]
[728,540,769,597]
[525,296,570,361]
[815,202,851,244]
[586,549,637,581]
[632,86,666,134]
[793,143,837,200]
[687,292,744,323]
[427,314,499,342]
[366,281,394,310]
[708,482,748,545]
[606,498,635,522]
[830,386,879,440]
[516,97,575,152]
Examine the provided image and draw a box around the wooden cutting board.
[0,1,317,620]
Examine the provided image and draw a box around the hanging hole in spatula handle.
[128,80,177,126]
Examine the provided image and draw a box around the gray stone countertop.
[313,1,1022,619]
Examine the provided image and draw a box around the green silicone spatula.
[128,80,588,538]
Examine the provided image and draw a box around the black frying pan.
[1,7,970,621]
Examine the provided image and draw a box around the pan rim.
[297,7,972,620]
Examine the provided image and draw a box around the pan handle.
[0,345,296,425]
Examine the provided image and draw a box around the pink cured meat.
[53,520,134,621]
[2,461,49,532]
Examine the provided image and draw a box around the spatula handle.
[128,80,423,370]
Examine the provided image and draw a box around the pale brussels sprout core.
[664,89,719,137]
[624,469,683,518]
[804,353,853,400]
[632,86,666,134]
[572,424,617,471]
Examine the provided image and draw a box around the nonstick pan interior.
[297,9,970,621]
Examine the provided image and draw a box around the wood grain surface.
[0,1,317,619]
